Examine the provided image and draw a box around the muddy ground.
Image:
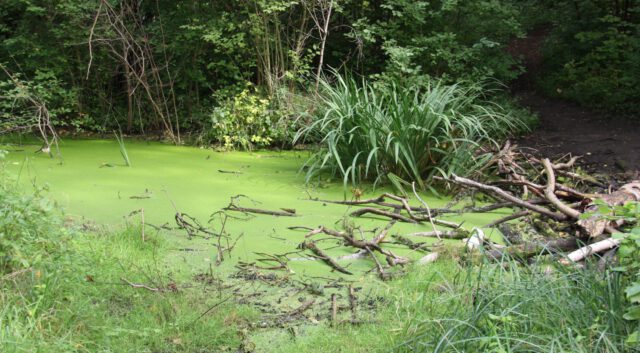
[509,27,639,177]
[515,91,639,176]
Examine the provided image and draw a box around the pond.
[1,139,506,276]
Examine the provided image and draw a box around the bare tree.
[87,0,180,143]
[0,64,59,157]
[304,0,334,94]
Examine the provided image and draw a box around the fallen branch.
[542,158,581,219]
[447,174,568,221]
[485,237,580,261]
[484,210,531,228]
[300,241,352,275]
[224,205,297,217]
[406,230,469,239]
[349,207,416,223]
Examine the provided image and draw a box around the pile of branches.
[441,142,640,264]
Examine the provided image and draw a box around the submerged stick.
[301,241,352,275]
[224,205,297,217]
[331,294,338,326]
[348,285,357,322]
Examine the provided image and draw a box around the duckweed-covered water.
[1,139,506,276]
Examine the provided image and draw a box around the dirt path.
[508,28,639,175]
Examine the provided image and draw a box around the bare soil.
[508,27,640,176]
[515,92,640,175]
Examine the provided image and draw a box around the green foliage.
[206,86,285,150]
[0,70,77,132]
[0,0,532,136]
[346,0,524,83]
[0,183,69,275]
[607,203,640,344]
[536,2,640,115]
[296,74,528,189]
[580,200,640,345]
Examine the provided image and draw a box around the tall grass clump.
[295,74,528,189]
[395,263,635,352]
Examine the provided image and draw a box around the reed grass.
[296,74,528,190]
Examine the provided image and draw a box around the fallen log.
[559,237,622,265]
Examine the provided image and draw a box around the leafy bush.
[546,20,639,114]
[295,75,528,189]
[537,4,640,115]
[0,70,78,134]
[205,85,285,150]
[0,181,69,275]
[586,201,640,344]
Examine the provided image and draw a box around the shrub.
[545,18,640,114]
[295,74,528,189]
[0,182,69,275]
[205,85,285,150]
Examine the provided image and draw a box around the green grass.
[1,222,254,352]
[295,74,529,190]
[395,263,636,353]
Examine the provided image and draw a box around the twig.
[187,296,232,327]
[121,277,162,292]
[301,241,352,275]
[287,298,316,316]
[140,208,145,242]
[412,182,441,239]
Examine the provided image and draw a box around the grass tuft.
[114,130,131,167]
